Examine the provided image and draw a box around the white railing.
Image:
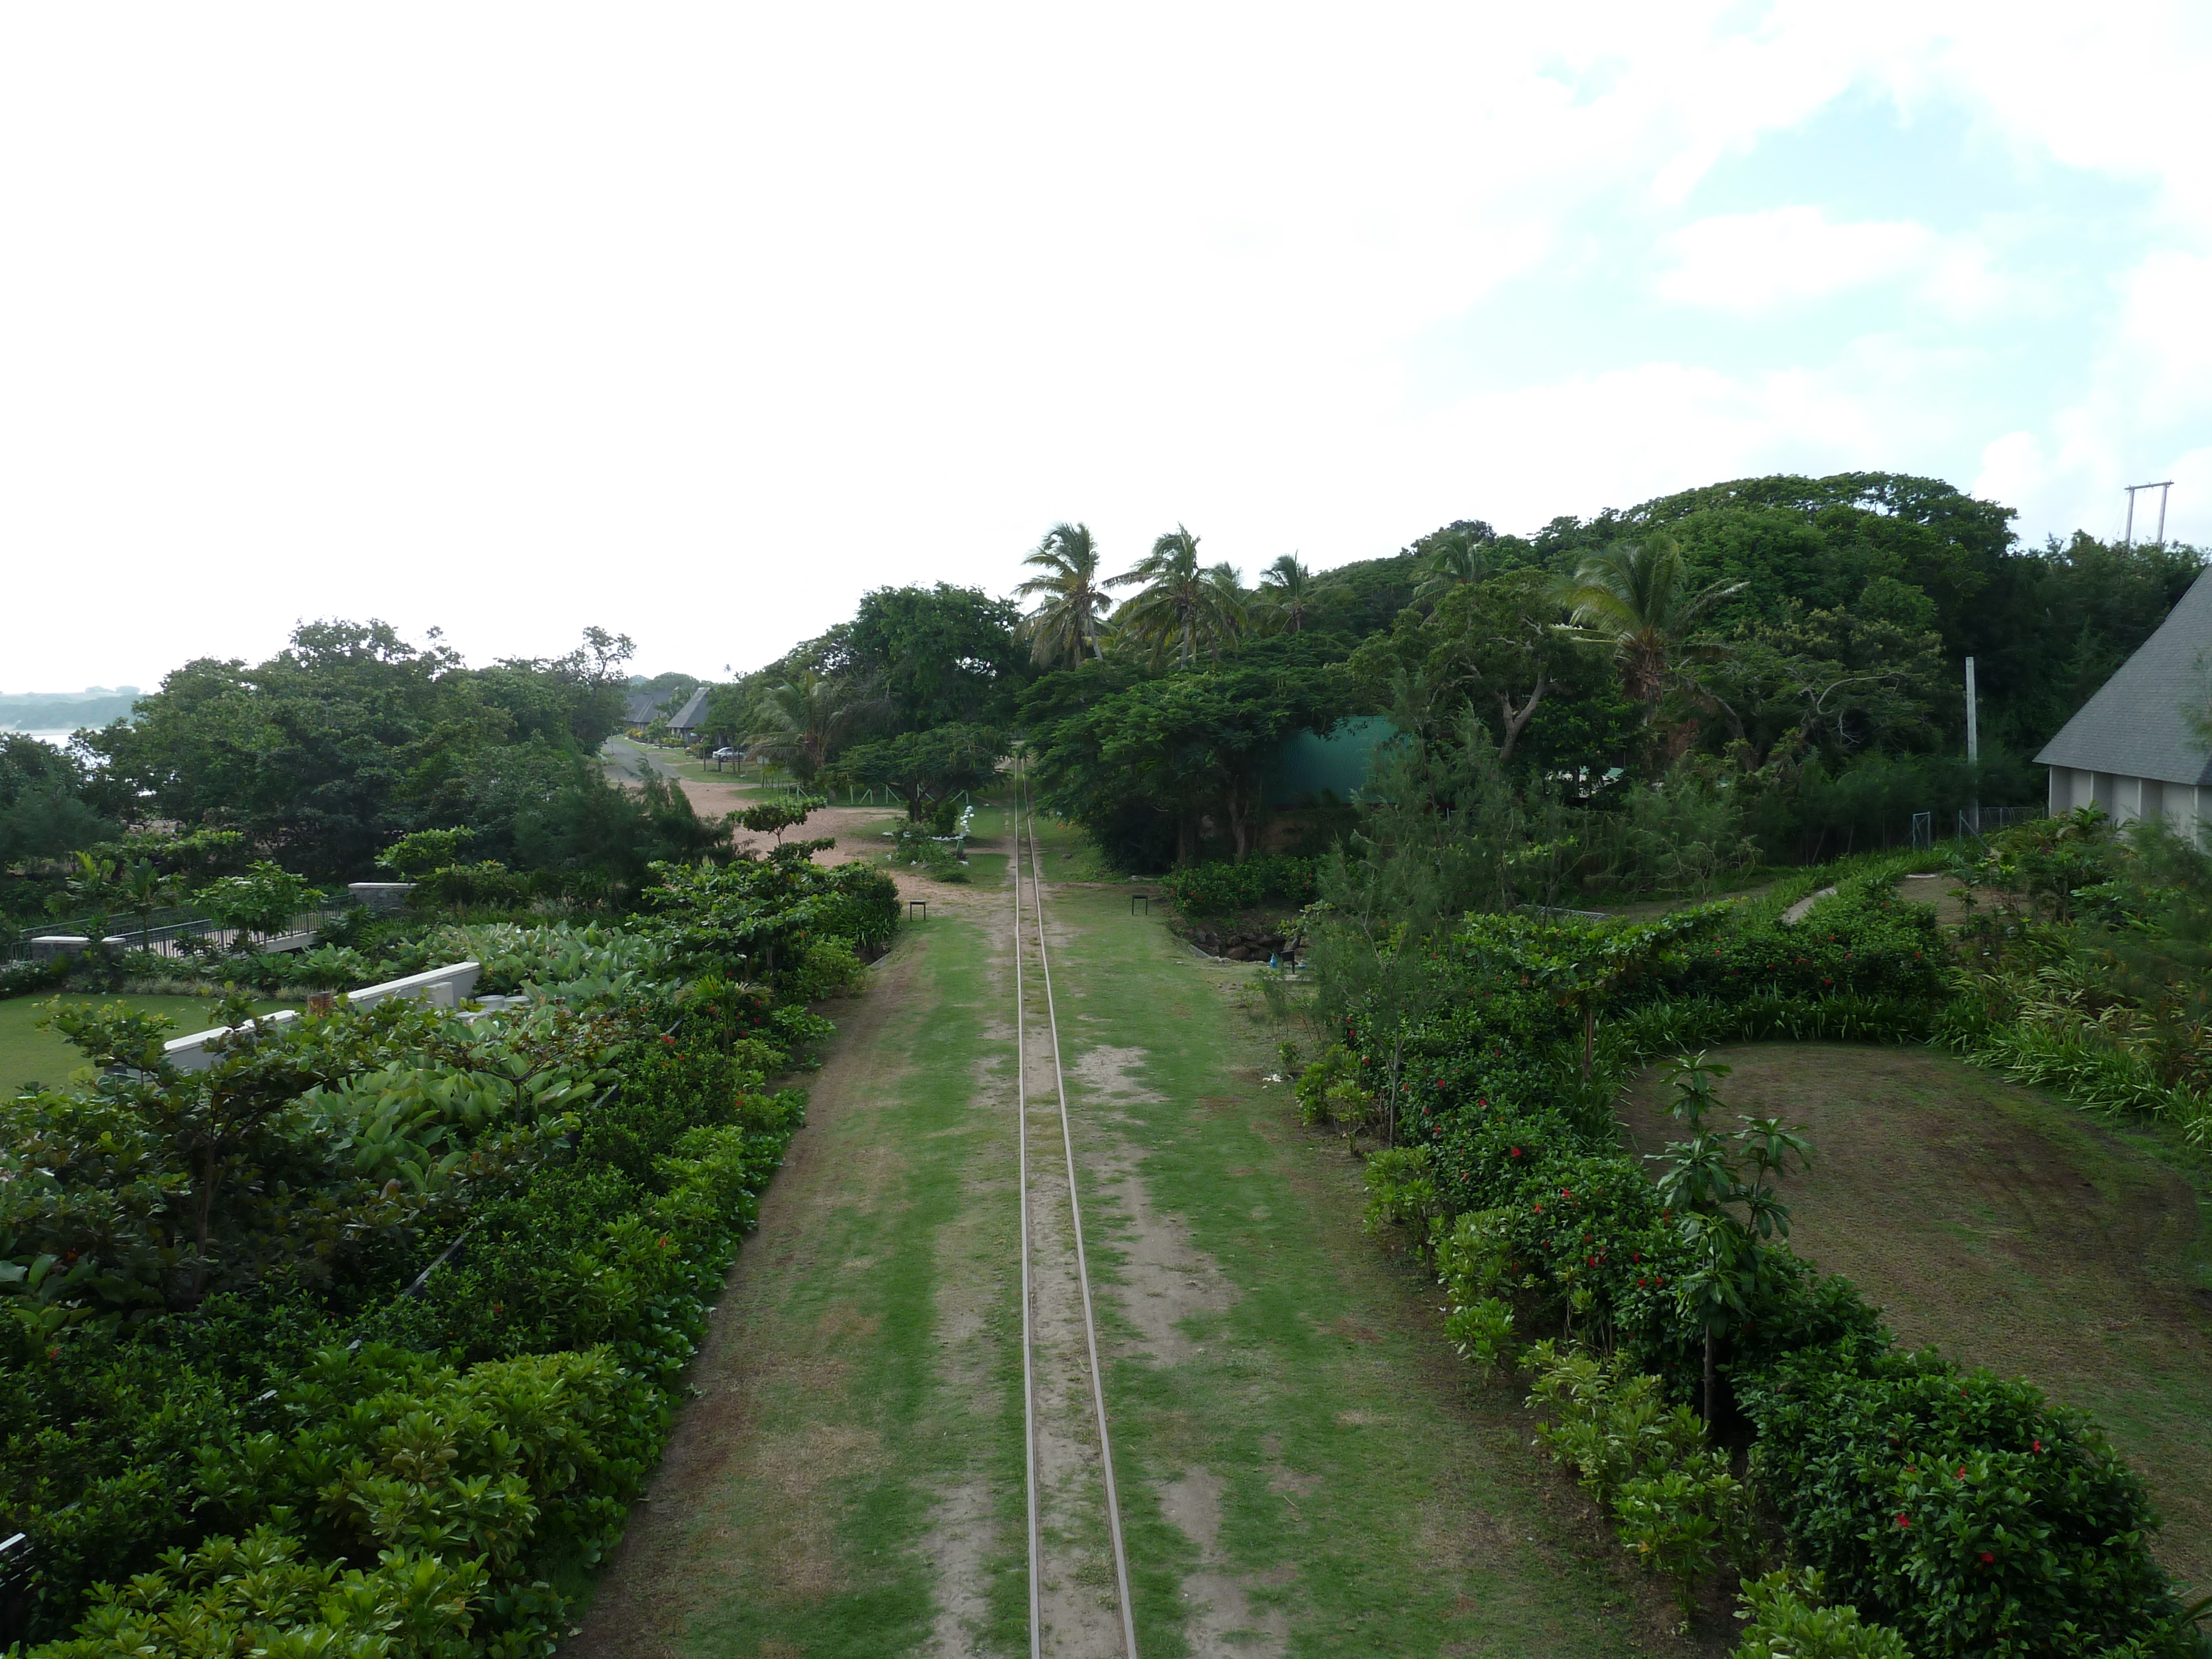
[159,961,484,1072]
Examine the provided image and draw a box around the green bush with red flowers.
[1743,1343,2176,1658]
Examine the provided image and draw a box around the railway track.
[1013,775,1138,1659]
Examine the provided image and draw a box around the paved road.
[601,735,684,782]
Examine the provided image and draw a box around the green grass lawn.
[1,991,292,1094]
[1623,1044,2212,1596]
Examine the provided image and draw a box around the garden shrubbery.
[1322,878,2189,1656]
[0,854,892,1656]
[1156,854,1318,916]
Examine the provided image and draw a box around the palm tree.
[1014,522,1113,667]
[117,859,176,950]
[1203,562,1249,661]
[1107,525,1244,668]
[1553,536,1745,723]
[1257,553,1316,635]
[1413,525,1489,606]
[747,671,870,781]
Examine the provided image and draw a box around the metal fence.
[4,901,351,964]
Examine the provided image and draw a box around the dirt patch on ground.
[918,1478,996,1657]
[1158,1465,1291,1656]
[1590,881,1776,922]
[665,781,899,867]
[912,959,1022,1656]
[1893,874,2007,930]
[1067,1042,1242,1368]
[1620,1042,2212,1591]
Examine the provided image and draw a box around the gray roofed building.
[2036,567,2212,836]
[667,688,713,737]
[622,691,666,726]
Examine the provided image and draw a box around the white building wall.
[2042,766,2206,837]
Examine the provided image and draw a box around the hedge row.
[1323,874,2189,1657]
[1156,855,1318,917]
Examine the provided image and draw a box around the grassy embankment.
[570,817,1668,1658]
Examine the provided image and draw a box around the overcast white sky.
[4,3,2209,694]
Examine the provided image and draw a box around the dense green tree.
[82,620,671,884]
[1303,552,1423,640]
[0,734,114,869]
[836,583,1026,731]
[626,668,702,711]
[1962,532,2204,750]
[1699,590,1947,769]
[1533,471,2204,752]
[1351,568,1602,766]
[87,622,482,878]
[1031,646,1357,866]
[827,724,1002,820]
[1630,473,2007,640]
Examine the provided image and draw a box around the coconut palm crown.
[1014,521,1113,667]
[1413,525,1491,606]
[1107,525,1245,668]
[1257,552,1317,635]
[746,670,873,781]
[1552,535,1745,721]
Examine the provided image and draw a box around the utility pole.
[2124,481,2174,549]
[1965,656,1980,836]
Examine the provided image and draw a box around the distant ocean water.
[12,731,75,748]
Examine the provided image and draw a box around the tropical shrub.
[192,862,321,945]
[32,1525,487,1659]
[1741,1344,2174,1659]
[1522,1340,1749,1617]
[0,955,72,1000]
[408,862,531,914]
[640,855,898,983]
[1157,855,1318,917]
[1730,1569,1912,1658]
[787,936,866,1002]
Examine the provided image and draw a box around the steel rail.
[1014,774,1044,1659]
[1024,799,1140,1658]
